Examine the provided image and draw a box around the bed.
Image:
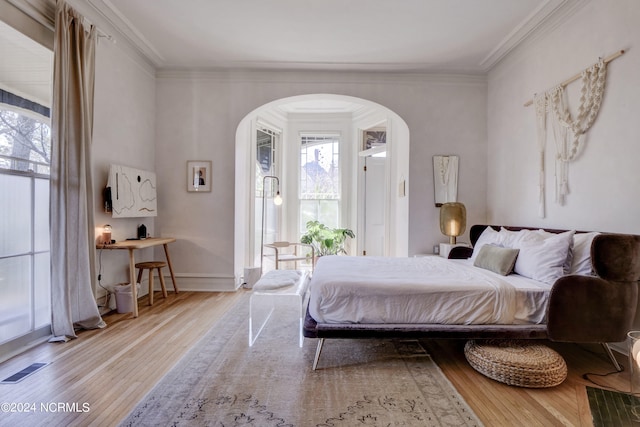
[303,225,640,370]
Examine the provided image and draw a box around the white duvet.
[308,255,551,325]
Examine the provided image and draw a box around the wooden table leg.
[163,243,179,293]
[128,249,138,318]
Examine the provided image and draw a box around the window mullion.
[29,174,35,332]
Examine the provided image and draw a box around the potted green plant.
[300,220,355,256]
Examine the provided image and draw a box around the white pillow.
[570,232,599,275]
[471,227,502,261]
[532,229,573,274]
[499,227,526,248]
[514,230,575,285]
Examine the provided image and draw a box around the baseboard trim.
[152,273,240,292]
[0,326,52,364]
[96,274,241,309]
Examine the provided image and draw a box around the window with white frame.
[299,133,340,233]
[0,17,53,351]
[0,98,51,346]
[255,127,280,265]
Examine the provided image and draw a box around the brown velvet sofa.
[303,224,640,370]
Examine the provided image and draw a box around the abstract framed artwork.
[187,160,212,192]
[433,155,458,207]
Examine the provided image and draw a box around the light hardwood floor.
[0,291,630,426]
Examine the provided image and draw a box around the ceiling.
[96,0,571,73]
[0,0,576,110]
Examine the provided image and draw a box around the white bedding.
[308,255,551,325]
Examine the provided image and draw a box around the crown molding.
[84,0,164,66]
[480,0,588,71]
[286,112,354,122]
[60,0,157,76]
[155,68,487,87]
[4,0,157,76]
[74,0,581,75]
[52,0,586,76]
[12,1,584,78]
[158,60,494,75]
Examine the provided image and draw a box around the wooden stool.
[135,261,171,305]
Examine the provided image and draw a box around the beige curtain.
[50,0,105,339]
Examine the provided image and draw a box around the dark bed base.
[303,306,548,341]
[303,306,552,370]
[302,224,640,371]
[303,307,620,371]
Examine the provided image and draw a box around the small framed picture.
[363,129,386,150]
[187,160,212,192]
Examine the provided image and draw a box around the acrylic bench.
[249,269,310,347]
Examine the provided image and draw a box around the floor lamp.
[260,175,282,275]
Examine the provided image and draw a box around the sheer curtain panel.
[50,0,105,339]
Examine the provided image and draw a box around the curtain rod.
[523,49,625,107]
[80,17,115,43]
[97,30,115,43]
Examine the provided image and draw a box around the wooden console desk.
[97,237,178,317]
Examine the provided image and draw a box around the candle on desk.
[102,224,112,244]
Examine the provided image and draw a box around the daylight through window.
[299,134,340,233]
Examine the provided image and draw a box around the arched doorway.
[234,94,410,279]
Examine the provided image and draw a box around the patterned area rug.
[120,294,483,426]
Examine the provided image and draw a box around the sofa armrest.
[448,246,473,259]
[546,274,638,343]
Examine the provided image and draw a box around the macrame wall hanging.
[525,49,624,217]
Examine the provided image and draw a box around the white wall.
[92,38,157,304]
[487,0,640,234]
[155,71,488,289]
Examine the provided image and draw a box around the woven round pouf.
[464,340,567,388]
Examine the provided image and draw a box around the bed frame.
[303,225,640,370]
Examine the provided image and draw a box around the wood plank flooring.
[425,338,629,426]
[0,291,631,426]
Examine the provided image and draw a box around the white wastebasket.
[243,267,261,289]
[114,283,141,313]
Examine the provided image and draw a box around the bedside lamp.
[440,202,466,244]
[439,202,467,257]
